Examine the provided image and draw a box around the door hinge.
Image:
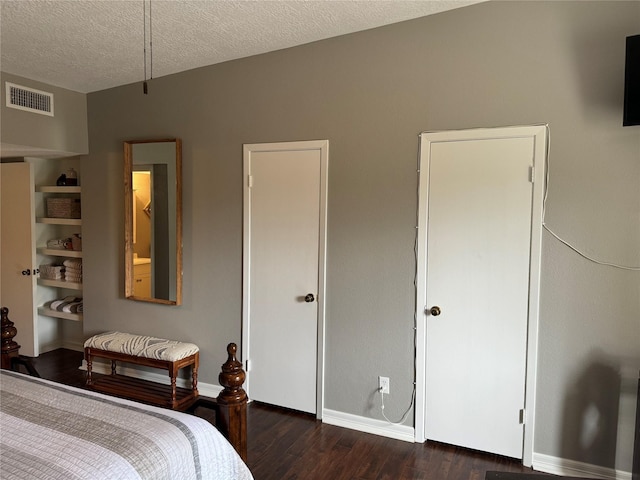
[519,408,526,424]
[248,175,253,188]
[529,166,534,183]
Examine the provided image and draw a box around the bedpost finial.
[1,307,18,346]
[1,306,20,364]
[218,343,247,404]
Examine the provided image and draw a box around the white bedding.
[0,370,254,480]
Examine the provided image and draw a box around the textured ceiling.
[1,0,480,94]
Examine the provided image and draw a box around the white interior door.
[1,162,38,356]
[243,140,328,415]
[415,126,547,462]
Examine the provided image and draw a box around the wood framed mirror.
[124,139,182,305]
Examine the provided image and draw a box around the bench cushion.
[84,331,199,362]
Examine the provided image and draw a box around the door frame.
[242,139,329,418]
[414,125,547,466]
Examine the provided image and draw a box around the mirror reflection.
[124,139,182,305]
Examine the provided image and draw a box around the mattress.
[0,370,253,480]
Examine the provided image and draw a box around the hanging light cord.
[143,0,147,94]
[142,0,152,94]
[149,0,153,81]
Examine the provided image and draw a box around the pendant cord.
[149,0,153,80]
[143,0,147,93]
[143,0,147,82]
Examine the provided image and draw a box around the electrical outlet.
[378,376,390,394]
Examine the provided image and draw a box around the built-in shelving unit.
[35,183,83,322]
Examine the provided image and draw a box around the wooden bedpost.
[1,307,20,370]
[217,343,248,461]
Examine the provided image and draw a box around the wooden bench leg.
[85,349,93,385]
[191,355,199,394]
[192,368,198,392]
[170,365,178,408]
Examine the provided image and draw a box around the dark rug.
[485,472,598,480]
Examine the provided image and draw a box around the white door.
[415,126,547,462]
[243,140,328,415]
[0,162,38,356]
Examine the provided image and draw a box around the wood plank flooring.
[23,348,548,480]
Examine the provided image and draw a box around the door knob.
[304,293,315,303]
[429,306,441,316]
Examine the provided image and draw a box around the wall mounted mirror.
[124,139,182,305]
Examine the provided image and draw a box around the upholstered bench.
[84,331,199,410]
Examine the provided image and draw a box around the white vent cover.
[5,82,54,116]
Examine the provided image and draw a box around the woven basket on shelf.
[39,264,64,280]
[46,198,81,219]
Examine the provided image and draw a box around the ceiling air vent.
[5,82,54,116]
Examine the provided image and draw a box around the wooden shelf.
[38,306,82,322]
[37,248,82,258]
[37,217,82,225]
[38,278,82,290]
[36,185,81,193]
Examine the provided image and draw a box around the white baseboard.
[532,452,631,480]
[80,360,223,399]
[322,408,415,443]
[39,340,83,354]
[38,341,63,354]
[61,340,84,352]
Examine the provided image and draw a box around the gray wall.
[0,72,88,156]
[83,1,639,472]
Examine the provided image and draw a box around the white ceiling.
[0,0,480,94]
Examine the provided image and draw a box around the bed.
[0,309,253,480]
[0,370,253,480]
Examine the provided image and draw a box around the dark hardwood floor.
[23,348,548,480]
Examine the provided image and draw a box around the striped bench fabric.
[84,331,200,410]
[84,331,199,361]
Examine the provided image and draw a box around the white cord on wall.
[376,134,421,426]
[380,386,416,425]
[542,125,640,271]
[542,223,640,271]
